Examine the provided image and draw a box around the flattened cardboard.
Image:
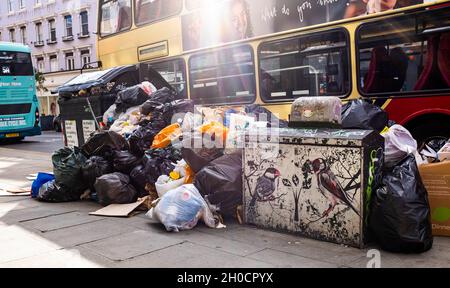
[0,187,31,197]
[89,197,149,217]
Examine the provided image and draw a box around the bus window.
[99,0,132,37]
[0,51,33,76]
[259,29,350,102]
[357,7,450,95]
[148,59,187,98]
[189,45,256,105]
[135,0,182,26]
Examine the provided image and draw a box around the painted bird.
[249,167,281,208]
[312,158,360,217]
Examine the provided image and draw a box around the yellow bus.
[97,0,450,144]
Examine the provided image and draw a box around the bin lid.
[57,65,138,95]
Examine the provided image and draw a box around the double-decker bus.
[97,0,450,145]
[0,42,41,140]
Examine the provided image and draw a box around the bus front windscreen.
[0,51,33,76]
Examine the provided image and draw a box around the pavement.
[0,135,449,268]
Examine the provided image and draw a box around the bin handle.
[85,97,100,129]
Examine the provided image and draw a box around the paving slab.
[115,242,274,268]
[81,230,185,261]
[0,225,60,263]
[0,206,77,225]
[20,211,103,232]
[40,219,137,248]
[247,248,339,268]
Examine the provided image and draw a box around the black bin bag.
[82,156,113,192]
[82,131,128,159]
[369,155,433,253]
[94,173,138,206]
[342,100,388,132]
[113,150,142,174]
[194,153,243,217]
[52,147,88,201]
[115,85,151,113]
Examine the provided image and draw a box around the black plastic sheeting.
[370,155,433,253]
[94,173,138,206]
[82,131,128,159]
[194,153,243,217]
[342,100,388,132]
[113,150,142,174]
[52,147,87,201]
[115,85,151,113]
[82,156,113,192]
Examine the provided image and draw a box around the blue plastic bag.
[31,173,55,198]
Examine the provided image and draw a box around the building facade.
[0,0,98,116]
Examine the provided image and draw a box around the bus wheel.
[409,119,450,149]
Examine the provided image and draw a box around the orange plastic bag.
[151,123,182,149]
[198,121,228,142]
[184,165,195,184]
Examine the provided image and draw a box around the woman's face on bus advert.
[231,0,249,40]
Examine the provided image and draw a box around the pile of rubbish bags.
[35,80,287,233]
[33,82,437,254]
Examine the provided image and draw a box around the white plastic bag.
[146,184,217,232]
[103,104,118,125]
[155,175,186,198]
[383,125,417,167]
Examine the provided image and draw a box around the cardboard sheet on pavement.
[89,196,150,217]
[0,187,31,197]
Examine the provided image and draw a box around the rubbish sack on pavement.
[382,125,417,168]
[341,100,388,132]
[129,165,151,197]
[140,87,177,115]
[146,184,217,232]
[94,173,138,206]
[82,131,128,159]
[37,180,82,202]
[245,104,289,128]
[144,147,183,184]
[155,175,186,198]
[113,150,142,174]
[82,156,113,192]
[31,172,55,198]
[369,155,433,253]
[181,148,224,174]
[52,147,88,197]
[194,153,243,217]
[115,84,153,113]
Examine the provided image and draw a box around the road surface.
[0,131,63,154]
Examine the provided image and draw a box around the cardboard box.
[419,161,450,237]
[438,142,450,162]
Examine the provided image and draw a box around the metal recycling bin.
[243,128,384,248]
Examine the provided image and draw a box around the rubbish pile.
[31,75,445,254]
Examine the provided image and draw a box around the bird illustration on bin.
[249,167,281,208]
[312,158,360,217]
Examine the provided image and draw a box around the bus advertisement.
[0,42,41,140]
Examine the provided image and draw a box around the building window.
[35,0,41,6]
[35,23,43,42]
[48,19,56,42]
[49,55,58,72]
[65,52,75,70]
[20,26,27,44]
[9,29,15,43]
[7,0,13,13]
[80,11,89,36]
[19,0,25,9]
[80,50,91,67]
[64,15,73,37]
[37,57,45,73]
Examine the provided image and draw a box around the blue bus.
[0,42,41,140]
